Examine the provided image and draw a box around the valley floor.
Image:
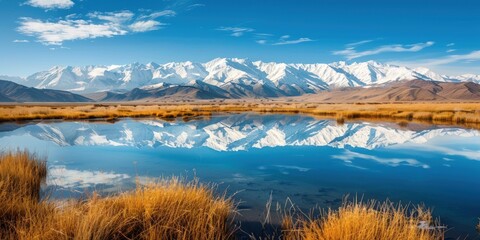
[0,101,479,130]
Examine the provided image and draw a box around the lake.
[1,114,480,238]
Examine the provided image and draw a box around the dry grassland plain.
[0,101,479,129]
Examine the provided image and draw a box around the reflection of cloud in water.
[48,166,130,188]
[232,173,255,182]
[273,165,310,172]
[332,150,429,169]
[425,146,480,161]
[393,141,480,161]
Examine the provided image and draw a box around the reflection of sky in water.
[48,166,130,188]
[0,114,480,237]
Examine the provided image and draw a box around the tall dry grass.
[0,151,235,240]
[0,151,47,238]
[0,151,46,200]
[282,200,445,240]
[0,102,479,129]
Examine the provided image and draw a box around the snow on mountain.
[450,74,480,84]
[7,58,480,96]
[1,114,478,152]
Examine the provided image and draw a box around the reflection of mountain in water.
[1,115,479,151]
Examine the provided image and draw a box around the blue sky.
[0,0,479,76]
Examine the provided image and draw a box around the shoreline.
[0,102,479,130]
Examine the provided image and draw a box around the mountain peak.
[7,59,480,95]
[146,62,160,68]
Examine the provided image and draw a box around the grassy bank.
[0,102,479,129]
[0,151,234,240]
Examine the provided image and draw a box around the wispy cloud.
[17,10,175,45]
[217,27,254,37]
[24,0,74,9]
[253,34,314,45]
[217,27,312,45]
[446,43,455,47]
[255,33,273,37]
[87,11,135,23]
[333,41,434,60]
[393,50,480,67]
[272,36,314,45]
[346,39,373,47]
[446,49,456,53]
[186,3,205,11]
[13,39,29,43]
[141,10,176,19]
[129,20,164,32]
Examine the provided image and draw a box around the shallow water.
[1,114,480,238]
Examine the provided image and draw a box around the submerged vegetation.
[0,101,479,129]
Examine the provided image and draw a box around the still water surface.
[1,114,480,238]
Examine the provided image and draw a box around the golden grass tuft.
[0,151,47,200]
[0,151,235,240]
[282,200,445,240]
[0,151,47,238]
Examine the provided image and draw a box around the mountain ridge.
[8,59,480,96]
[0,80,92,102]
[293,80,480,102]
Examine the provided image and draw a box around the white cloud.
[17,10,175,45]
[217,27,254,37]
[13,39,29,43]
[280,35,290,40]
[446,49,456,53]
[129,20,163,32]
[18,17,127,45]
[446,43,455,47]
[88,11,134,23]
[346,39,373,47]
[186,4,205,11]
[392,50,480,69]
[256,39,267,45]
[25,0,74,9]
[255,33,273,37]
[333,41,434,60]
[272,37,314,45]
[419,50,480,65]
[144,10,176,19]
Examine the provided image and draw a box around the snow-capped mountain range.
[7,58,480,97]
[1,114,478,152]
